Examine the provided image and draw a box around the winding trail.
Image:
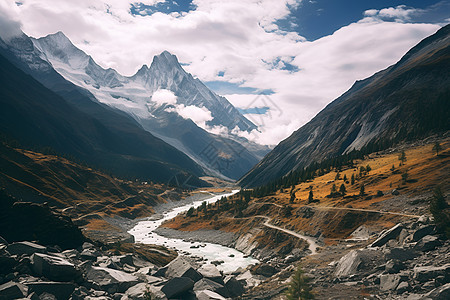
[232,215,319,255]
[253,202,421,218]
[301,205,421,218]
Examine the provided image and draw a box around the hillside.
[0,141,191,244]
[0,50,206,185]
[239,25,450,188]
[161,138,450,298]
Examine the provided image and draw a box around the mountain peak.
[150,50,182,71]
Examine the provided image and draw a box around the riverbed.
[128,190,259,273]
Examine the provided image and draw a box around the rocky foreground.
[244,215,450,299]
[0,236,271,300]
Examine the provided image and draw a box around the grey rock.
[426,283,450,300]
[0,254,16,274]
[385,260,404,274]
[415,235,441,252]
[38,292,57,300]
[414,263,450,282]
[31,253,78,282]
[412,225,435,242]
[7,241,46,256]
[164,256,202,282]
[81,249,100,261]
[224,275,245,298]
[334,249,384,278]
[195,290,226,300]
[384,247,418,261]
[380,274,400,291]
[152,266,167,277]
[370,223,403,247]
[254,263,277,277]
[391,189,400,195]
[396,281,410,294]
[193,278,229,298]
[161,277,194,299]
[26,281,75,300]
[111,255,134,267]
[0,281,27,299]
[198,264,223,285]
[86,266,139,294]
[122,282,148,300]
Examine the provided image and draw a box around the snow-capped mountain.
[28,31,267,179]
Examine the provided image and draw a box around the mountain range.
[0,34,206,185]
[27,32,269,180]
[239,24,450,187]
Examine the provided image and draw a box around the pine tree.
[343,174,347,182]
[366,164,371,173]
[286,265,314,300]
[359,184,365,196]
[398,151,406,165]
[430,186,450,239]
[308,190,314,203]
[432,142,442,156]
[351,174,355,185]
[339,184,346,195]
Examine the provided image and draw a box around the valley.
[0,7,448,300]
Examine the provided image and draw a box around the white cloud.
[363,5,420,23]
[169,104,213,130]
[151,88,177,105]
[5,0,442,145]
[0,1,22,41]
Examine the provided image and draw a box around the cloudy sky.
[1,0,449,145]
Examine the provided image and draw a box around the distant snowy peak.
[132,50,191,92]
[33,32,124,88]
[133,50,257,132]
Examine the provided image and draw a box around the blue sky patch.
[276,0,448,41]
[237,106,270,115]
[130,0,196,16]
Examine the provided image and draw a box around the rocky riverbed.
[0,236,269,299]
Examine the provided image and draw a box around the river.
[128,190,259,273]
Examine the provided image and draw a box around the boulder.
[415,235,441,252]
[426,283,450,300]
[253,263,277,277]
[384,247,418,262]
[31,253,78,281]
[370,224,403,247]
[396,281,410,294]
[223,276,245,298]
[412,226,435,242]
[123,282,148,300]
[380,274,400,291]
[235,270,261,288]
[0,281,27,298]
[0,254,16,274]
[413,264,450,283]
[80,248,100,261]
[161,277,194,299]
[164,256,202,282]
[7,241,46,256]
[195,290,227,300]
[193,278,229,298]
[111,254,134,267]
[26,281,75,300]
[385,260,404,274]
[334,249,384,278]
[198,264,223,284]
[86,266,139,294]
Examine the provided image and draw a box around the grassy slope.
[164,139,449,242]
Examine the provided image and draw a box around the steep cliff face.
[240,25,450,187]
